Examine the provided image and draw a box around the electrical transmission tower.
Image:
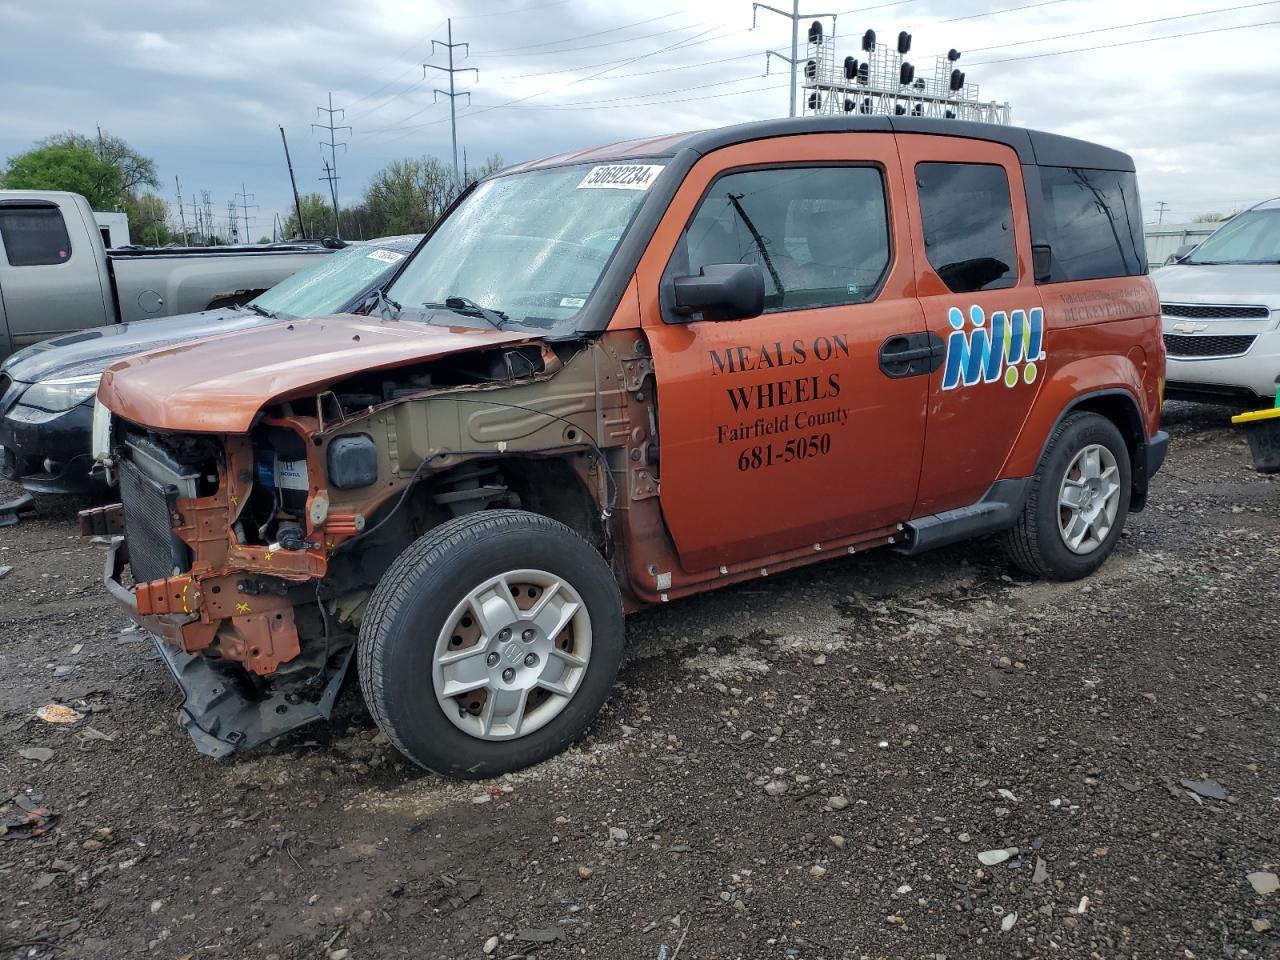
[174,176,190,245]
[201,191,214,245]
[754,2,837,117]
[226,199,241,244]
[312,92,351,239]
[234,184,259,242]
[426,18,478,185]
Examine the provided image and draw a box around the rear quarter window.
[0,205,73,267]
[1036,167,1146,282]
[916,162,1018,294]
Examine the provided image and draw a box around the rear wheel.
[1003,412,1131,581]
[358,510,624,778]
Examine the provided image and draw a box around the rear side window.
[1036,167,1146,282]
[681,165,891,311]
[0,206,73,267]
[916,162,1017,294]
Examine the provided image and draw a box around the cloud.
[2,0,1275,233]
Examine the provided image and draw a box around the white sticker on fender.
[367,249,406,263]
[577,164,664,190]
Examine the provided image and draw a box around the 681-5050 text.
[737,433,833,471]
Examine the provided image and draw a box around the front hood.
[2,308,273,383]
[99,313,534,433]
[1152,264,1280,310]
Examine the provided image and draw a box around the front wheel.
[1003,412,1132,581]
[358,510,624,778]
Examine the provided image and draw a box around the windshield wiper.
[424,296,508,329]
[369,287,402,320]
[238,303,277,318]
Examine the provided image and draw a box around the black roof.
[673,116,1135,173]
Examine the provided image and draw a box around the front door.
[637,133,929,574]
[893,136,1046,517]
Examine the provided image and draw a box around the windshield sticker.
[366,249,405,264]
[559,296,586,308]
[577,164,664,191]
[942,305,1045,390]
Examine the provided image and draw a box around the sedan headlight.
[22,374,102,412]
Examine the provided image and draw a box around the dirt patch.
[1,401,1278,959]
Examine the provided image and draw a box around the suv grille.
[118,456,191,585]
[1163,333,1257,358]
[1161,303,1270,320]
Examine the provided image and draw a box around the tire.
[1003,412,1132,581]
[358,509,624,778]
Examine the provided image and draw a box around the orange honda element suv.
[81,117,1167,776]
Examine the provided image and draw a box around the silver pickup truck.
[0,190,335,360]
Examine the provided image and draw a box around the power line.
[367,23,726,144]
[968,17,1280,65]
[475,20,705,58]
[425,18,478,183]
[345,19,447,107]
[312,92,350,239]
[912,0,1073,28]
[963,0,1279,54]
[474,11,681,54]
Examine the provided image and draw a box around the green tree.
[122,192,173,246]
[38,129,159,194]
[1,144,125,209]
[283,193,337,239]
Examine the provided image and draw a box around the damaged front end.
[82,424,362,756]
[81,321,618,758]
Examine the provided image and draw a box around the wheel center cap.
[501,642,524,665]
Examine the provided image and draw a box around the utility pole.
[425,18,478,185]
[320,161,340,238]
[235,183,259,242]
[279,126,306,239]
[312,92,351,239]
[174,176,190,245]
[1155,201,1170,225]
[754,2,837,117]
[201,192,214,245]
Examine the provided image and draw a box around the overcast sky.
[2,0,1275,238]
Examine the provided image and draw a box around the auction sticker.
[367,249,406,263]
[577,164,664,190]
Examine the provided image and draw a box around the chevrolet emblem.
[1172,321,1209,333]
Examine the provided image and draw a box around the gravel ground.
[1,401,1277,960]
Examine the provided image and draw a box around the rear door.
[0,198,112,348]
[894,136,1045,516]
[637,133,930,573]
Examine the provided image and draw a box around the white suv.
[1153,198,1280,404]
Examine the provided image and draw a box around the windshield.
[1185,208,1280,264]
[251,244,408,316]
[386,162,665,334]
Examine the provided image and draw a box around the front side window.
[0,205,72,267]
[387,162,664,334]
[1184,205,1280,266]
[1037,167,1145,281]
[252,243,408,317]
[916,162,1017,294]
[679,165,890,311]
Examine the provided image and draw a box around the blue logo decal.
[942,305,1045,390]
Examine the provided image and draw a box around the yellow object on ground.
[1230,407,1280,425]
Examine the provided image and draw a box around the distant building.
[1145,222,1217,267]
[92,210,130,248]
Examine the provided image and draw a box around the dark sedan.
[0,234,421,495]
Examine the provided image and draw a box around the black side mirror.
[670,263,765,323]
[1169,242,1198,263]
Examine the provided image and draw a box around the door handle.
[879,333,945,379]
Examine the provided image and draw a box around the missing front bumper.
[150,633,354,759]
